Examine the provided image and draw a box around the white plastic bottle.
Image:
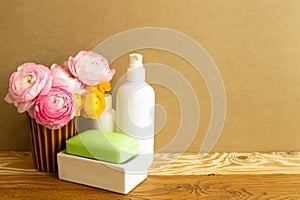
[98,94,115,132]
[116,53,155,166]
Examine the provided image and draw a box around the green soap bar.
[66,130,139,164]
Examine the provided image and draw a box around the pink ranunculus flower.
[67,51,115,86]
[51,64,74,92]
[4,63,52,113]
[51,64,86,95]
[34,86,76,130]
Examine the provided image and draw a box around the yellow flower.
[97,82,111,93]
[82,86,106,119]
[74,94,83,116]
[85,85,98,93]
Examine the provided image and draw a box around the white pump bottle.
[116,53,155,166]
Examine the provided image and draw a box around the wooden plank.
[0,151,36,175]
[1,173,300,199]
[1,151,300,199]
[1,151,300,176]
[150,152,300,175]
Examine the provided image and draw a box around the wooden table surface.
[1,151,300,200]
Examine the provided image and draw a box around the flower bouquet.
[5,50,115,172]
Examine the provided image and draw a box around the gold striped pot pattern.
[27,115,77,172]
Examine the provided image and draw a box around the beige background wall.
[0,0,299,152]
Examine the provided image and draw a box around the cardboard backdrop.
[0,0,299,152]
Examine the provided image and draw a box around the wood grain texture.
[150,152,300,175]
[1,151,300,199]
[1,174,300,200]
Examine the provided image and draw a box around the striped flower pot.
[27,115,77,172]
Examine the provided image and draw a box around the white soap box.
[57,151,148,194]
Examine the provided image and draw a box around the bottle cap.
[104,94,112,110]
[129,53,143,68]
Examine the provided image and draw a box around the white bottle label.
[128,85,154,129]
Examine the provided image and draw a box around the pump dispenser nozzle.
[127,53,145,82]
[129,53,143,68]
